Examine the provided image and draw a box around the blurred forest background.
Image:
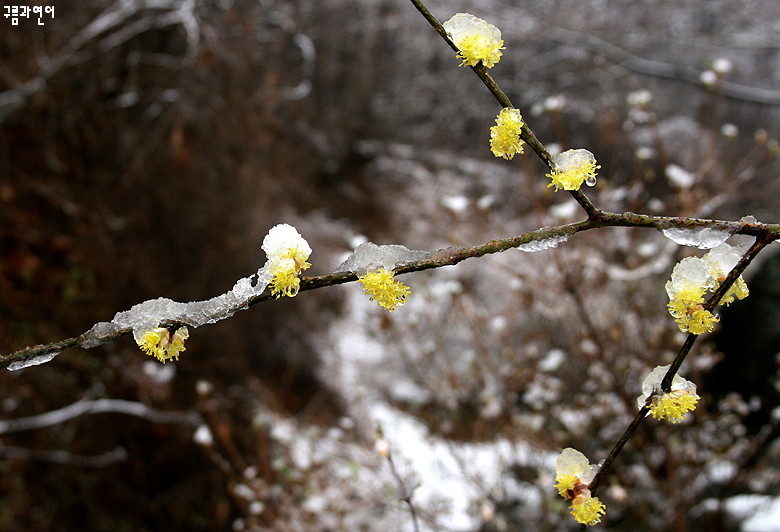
[2,0,780,530]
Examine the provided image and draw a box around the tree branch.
[0,398,200,433]
[2,214,777,370]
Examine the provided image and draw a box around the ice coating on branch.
[7,351,61,371]
[80,267,271,348]
[335,242,429,275]
[80,321,120,348]
[517,234,570,252]
[662,226,733,249]
[78,224,315,348]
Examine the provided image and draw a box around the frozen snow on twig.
[517,233,571,252]
[7,351,61,371]
[334,242,430,275]
[662,227,734,249]
[80,267,271,349]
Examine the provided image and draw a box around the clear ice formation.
[81,241,430,350]
[661,226,733,249]
[636,364,697,409]
[7,351,61,371]
[334,242,430,275]
[517,233,571,252]
[80,266,271,349]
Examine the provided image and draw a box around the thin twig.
[0,444,128,468]
[386,451,421,532]
[0,398,200,433]
[376,426,421,532]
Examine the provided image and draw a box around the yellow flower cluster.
[547,149,600,191]
[442,13,504,68]
[358,267,411,312]
[666,281,718,335]
[268,245,312,298]
[638,365,701,424]
[262,224,312,299]
[137,326,189,363]
[489,107,525,160]
[666,243,749,335]
[554,448,607,526]
[651,389,700,423]
[571,496,607,526]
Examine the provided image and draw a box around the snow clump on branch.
[443,13,504,68]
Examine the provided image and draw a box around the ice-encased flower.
[489,107,525,160]
[547,149,600,191]
[262,224,312,298]
[637,364,700,423]
[554,448,597,497]
[703,243,750,305]
[554,448,607,526]
[665,244,749,334]
[358,267,411,312]
[442,13,504,68]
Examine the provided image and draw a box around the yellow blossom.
[638,365,700,423]
[547,149,600,191]
[665,244,750,334]
[358,267,411,312]
[703,243,750,306]
[554,448,607,526]
[442,13,504,68]
[167,327,189,361]
[137,326,189,363]
[269,253,311,298]
[570,495,607,526]
[262,224,312,299]
[719,276,749,306]
[666,283,719,335]
[554,473,579,498]
[490,108,525,160]
[650,389,700,423]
